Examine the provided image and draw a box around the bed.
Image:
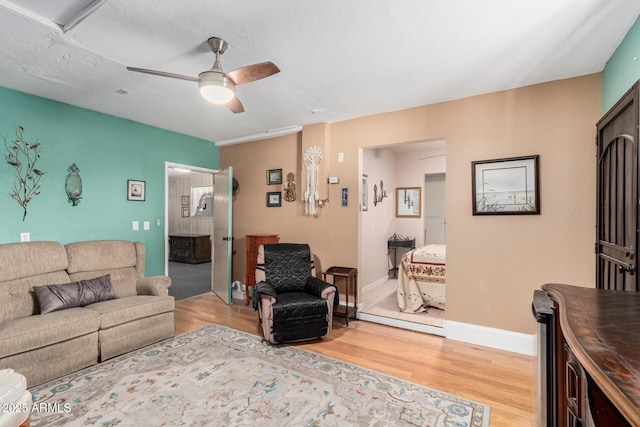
[396,244,445,311]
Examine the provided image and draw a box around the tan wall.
[221,73,602,334]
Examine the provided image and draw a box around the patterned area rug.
[29,324,490,426]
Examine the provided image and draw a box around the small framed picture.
[127,179,146,201]
[361,174,368,211]
[267,191,282,207]
[396,187,421,218]
[181,207,190,217]
[181,195,189,206]
[267,169,283,185]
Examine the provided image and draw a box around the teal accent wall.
[0,87,219,276]
[602,16,640,112]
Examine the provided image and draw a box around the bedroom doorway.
[359,140,446,335]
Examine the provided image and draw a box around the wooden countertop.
[542,283,640,425]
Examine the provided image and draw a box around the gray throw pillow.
[34,274,117,314]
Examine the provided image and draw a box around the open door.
[212,167,233,304]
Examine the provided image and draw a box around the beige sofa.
[0,240,175,387]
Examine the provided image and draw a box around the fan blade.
[226,96,245,114]
[225,62,280,85]
[126,67,199,82]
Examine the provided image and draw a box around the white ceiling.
[0,1,638,145]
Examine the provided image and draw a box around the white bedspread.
[396,244,446,311]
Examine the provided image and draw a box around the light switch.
[156,218,161,227]
[20,232,30,242]
[143,221,150,230]
[132,221,139,231]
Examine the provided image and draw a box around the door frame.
[164,162,218,276]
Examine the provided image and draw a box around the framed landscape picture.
[267,191,282,207]
[267,169,283,185]
[472,155,540,215]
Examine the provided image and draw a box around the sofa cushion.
[66,241,141,297]
[69,267,139,298]
[0,307,100,358]
[86,295,175,329]
[0,271,72,323]
[65,240,137,273]
[0,241,71,323]
[0,241,68,282]
[34,275,117,314]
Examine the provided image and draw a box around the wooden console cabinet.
[245,234,279,305]
[169,234,211,264]
[541,284,640,426]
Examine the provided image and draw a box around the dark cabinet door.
[596,82,639,291]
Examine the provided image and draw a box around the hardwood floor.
[175,292,537,426]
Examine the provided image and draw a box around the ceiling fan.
[127,37,280,114]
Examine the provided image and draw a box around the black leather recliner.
[253,243,336,344]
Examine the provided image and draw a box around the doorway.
[165,162,217,301]
[359,140,446,335]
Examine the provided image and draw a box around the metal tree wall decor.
[3,126,45,221]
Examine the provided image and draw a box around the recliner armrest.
[254,281,277,310]
[136,276,171,296]
[305,276,336,298]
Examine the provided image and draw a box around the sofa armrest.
[136,276,171,296]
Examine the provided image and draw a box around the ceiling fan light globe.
[198,71,235,104]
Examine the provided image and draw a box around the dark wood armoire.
[596,81,640,291]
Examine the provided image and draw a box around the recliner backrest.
[263,243,311,293]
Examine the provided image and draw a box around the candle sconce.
[373,180,387,206]
[284,172,296,202]
[65,163,83,206]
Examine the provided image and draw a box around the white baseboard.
[361,276,390,294]
[445,320,536,356]
[357,312,446,336]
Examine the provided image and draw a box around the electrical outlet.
[338,152,344,162]
[156,218,161,227]
[20,232,30,242]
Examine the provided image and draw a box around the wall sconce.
[284,172,296,202]
[65,163,83,206]
[373,180,387,206]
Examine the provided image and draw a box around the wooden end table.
[323,266,358,326]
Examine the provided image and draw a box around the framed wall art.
[361,174,368,211]
[396,187,421,218]
[267,169,283,185]
[191,185,213,217]
[267,191,282,207]
[471,155,540,215]
[127,179,145,201]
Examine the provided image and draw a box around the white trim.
[357,312,446,336]
[444,320,536,356]
[361,275,389,294]
[215,125,302,146]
